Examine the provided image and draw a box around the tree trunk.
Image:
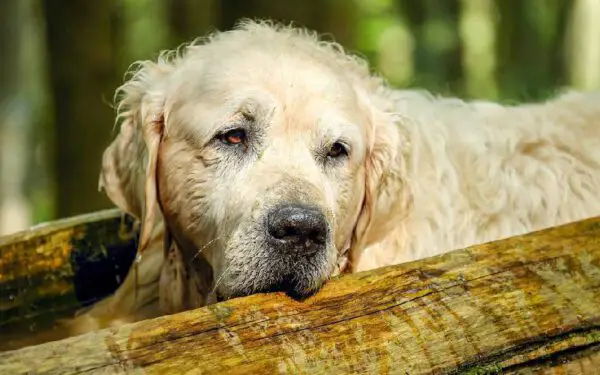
[168,0,219,47]
[118,0,170,73]
[397,0,463,95]
[218,0,357,48]
[0,0,49,234]
[566,0,600,90]
[0,0,29,235]
[459,0,498,99]
[219,0,322,32]
[42,0,121,218]
[496,0,570,100]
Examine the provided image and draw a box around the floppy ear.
[99,56,214,317]
[66,60,177,333]
[350,91,411,270]
[97,59,176,315]
[99,60,173,259]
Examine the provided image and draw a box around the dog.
[69,19,600,334]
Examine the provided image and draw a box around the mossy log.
[0,209,139,351]
[1,215,600,374]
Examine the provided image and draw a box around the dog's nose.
[267,204,328,255]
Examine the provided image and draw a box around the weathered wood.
[0,209,138,351]
[1,216,600,374]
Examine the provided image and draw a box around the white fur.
[355,89,600,270]
[68,20,600,336]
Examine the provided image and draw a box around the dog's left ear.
[350,88,410,269]
[99,60,172,259]
[137,103,165,258]
[68,60,175,331]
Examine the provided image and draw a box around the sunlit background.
[1,0,599,235]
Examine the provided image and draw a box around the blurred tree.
[118,0,219,74]
[120,0,171,71]
[0,0,51,234]
[220,0,324,33]
[566,0,600,91]
[354,0,415,88]
[42,0,120,218]
[219,0,357,48]
[496,0,569,101]
[0,0,31,234]
[168,0,219,46]
[400,0,463,95]
[459,0,498,99]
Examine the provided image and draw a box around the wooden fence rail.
[1,214,600,374]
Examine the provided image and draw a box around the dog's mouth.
[217,279,322,302]
[206,240,350,305]
[214,253,335,302]
[210,203,341,303]
[260,277,323,300]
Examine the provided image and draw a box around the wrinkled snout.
[266,204,328,256]
[216,202,333,298]
[214,176,338,301]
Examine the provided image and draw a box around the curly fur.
[68,19,600,335]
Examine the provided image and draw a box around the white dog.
[70,20,600,334]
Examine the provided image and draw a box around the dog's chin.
[214,236,337,302]
[258,277,325,300]
[215,267,330,302]
[219,280,323,302]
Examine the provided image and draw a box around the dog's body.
[356,89,600,270]
[69,21,600,334]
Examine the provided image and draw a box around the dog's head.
[100,20,404,302]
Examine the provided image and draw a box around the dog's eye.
[218,128,247,146]
[327,142,348,159]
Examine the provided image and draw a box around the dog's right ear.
[99,59,175,254]
[349,84,412,271]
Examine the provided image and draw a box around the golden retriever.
[70,20,600,333]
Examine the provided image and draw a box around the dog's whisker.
[192,236,226,262]
[211,262,235,296]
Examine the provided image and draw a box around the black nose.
[266,204,328,255]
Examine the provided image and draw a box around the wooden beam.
[1,216,600,374]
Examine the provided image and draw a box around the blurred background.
[0,0,599,235]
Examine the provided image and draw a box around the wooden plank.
[0,209,138,351]
[1,216,599,374]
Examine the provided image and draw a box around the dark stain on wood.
[0,209,138,351]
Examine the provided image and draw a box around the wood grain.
[0,209,138,351]
[1,216,600,374]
